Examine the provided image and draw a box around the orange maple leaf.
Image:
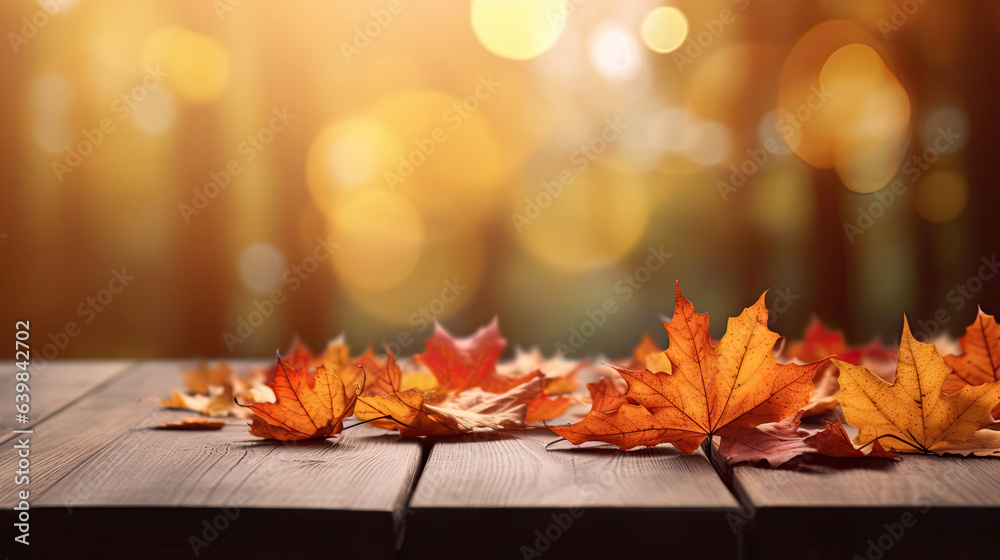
[587,376,629,413]
[254,337,352,385]
[416,318,536,393]
[785,317,896,365]
[158,361,274,418]
[357,321,554,436]
[247,357,364,441]
[355,346,402,397]
[552,283,822,452]
[356,376,544,437]
[943,308,1000,419]
[497,347,580,423]
[835,317,1000,454]
[785,318,897,418]
[626,332,673,373]
[943,308,1000,390]
[158,417,226,430]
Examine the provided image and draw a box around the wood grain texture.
[1,361,178,501]
[733,455,1000,559]
[0,360,133,441]
[405,430,740,559]
[20,363,422,560]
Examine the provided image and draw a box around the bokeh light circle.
[471,0,567,60]
[920,106,966,154]
[914,170,967,224]
[588,21,643,81]
[515,166,649,271]
[129,88,176,134]
[331,190,426,292]
[239,243,287,292]
[144,27,230,103]
[640,7,689,54]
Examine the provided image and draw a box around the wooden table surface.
[3,361,998,559]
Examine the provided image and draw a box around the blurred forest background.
[1,0,998,361]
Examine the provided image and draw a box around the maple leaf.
[627,332,672,373]
[785,317,896,365]
[552,284,821,452]
[182,361,236,394]
[497,347,582,395]
[525,395,573,424]
[943,308,1000,392]
[247,357,364,441]
[416,318,535,393]
[358,321,552,436]
[835,317,1000,454]
[158,418,226,430]
[355,346,402,397]
[159,388,245,418]
[587,376,629,413]
[784,319,897,418]
[719,411,896,466]
[799,364,841,417]
[158,362,272,419]
[254,336,352,384]
[355,368,543,437]
[497,347,581,423]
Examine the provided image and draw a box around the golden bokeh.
[470,0,567,60]
[307,117,400,210]
[330,190,426,292]
[820,44,911,193]
[777,20,886,168]
[340,232,484,327]
[640,7,689,54]
[3,0,987,360]
[516,165,649,271]
[143,26,230,103]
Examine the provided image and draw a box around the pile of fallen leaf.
[155,283,1000,467]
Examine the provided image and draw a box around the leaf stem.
[343,415,392,430]
[856,433,930,454]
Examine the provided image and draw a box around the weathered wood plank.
[0,361,191,503]
[23,367,422,559]
[1,360,133,440]
[405,431,741,559]
[733,454,1000,559]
